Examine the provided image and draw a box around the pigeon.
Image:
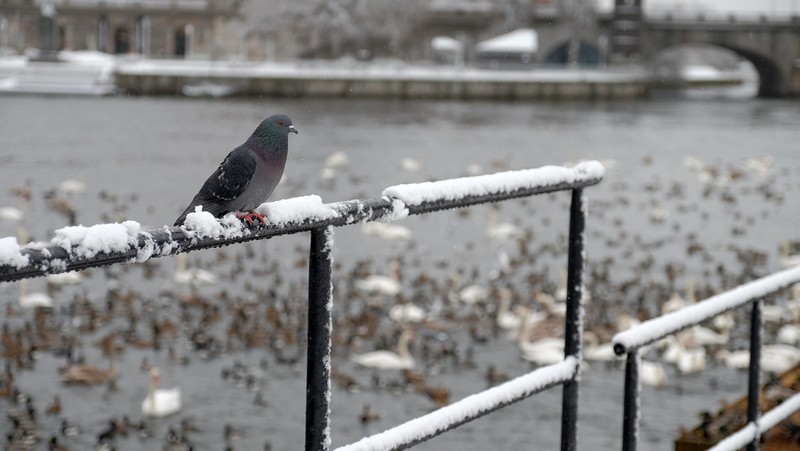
[174,114,298,226]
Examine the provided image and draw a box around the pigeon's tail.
[174,213,188,227]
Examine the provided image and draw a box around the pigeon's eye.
[278,120,285,127]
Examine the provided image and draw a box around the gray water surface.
[0,95,798,450]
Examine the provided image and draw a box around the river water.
[0,93,799,450]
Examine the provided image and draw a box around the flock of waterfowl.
[0,152,798,450]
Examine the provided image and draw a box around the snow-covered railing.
[336,358,580,451]
[0,162,604,451]
[612,265,800,451]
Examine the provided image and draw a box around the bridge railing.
[613,265,800,451]
[0,162,604,451]
[644,8,800,24]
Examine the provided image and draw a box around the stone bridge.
[609,0,800,97]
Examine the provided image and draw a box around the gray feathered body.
[174,115,295,226]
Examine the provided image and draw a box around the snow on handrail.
[335,357,579,451]
[613,265,800,355]
[706,392,800,451]
[383,161,604,210]
[0,163,603,283]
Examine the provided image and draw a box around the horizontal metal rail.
[612,265,800,451]
[613,265,800,355]
[336,358,580,451]
[708,393,800,451]
[0,162,604,451]
[0,162,603,282]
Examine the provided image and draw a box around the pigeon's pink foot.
[235,210,268,225]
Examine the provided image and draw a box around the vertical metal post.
[306,226,334,451]
[561,188,586,451]
[746,298,764,451]
[622,350,641,451]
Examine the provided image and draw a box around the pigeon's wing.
[201,146,257,203]
[174,146,256,225]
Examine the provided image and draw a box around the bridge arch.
[714,44,784,98]
[649,42,783,98]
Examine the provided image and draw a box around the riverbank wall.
[114,59,650,100]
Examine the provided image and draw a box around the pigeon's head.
[263,114,298,136]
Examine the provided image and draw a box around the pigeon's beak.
[289,125,299,134]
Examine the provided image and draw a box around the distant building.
[476,28,538,69]
[0,0,241,59]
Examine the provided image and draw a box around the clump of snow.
[335,357,578,451]
[0,237,30,269]
[183,207,225,238]
[322,225,335,256]
[136,231,155,263]
[49,259,67,272]
[379,198,409,222]
[180,207,247,241]
[382,161,604,207]
[257,195,340,226]
[51,220,141,259]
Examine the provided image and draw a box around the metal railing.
[0,162,604,451]
[612,265,800,451]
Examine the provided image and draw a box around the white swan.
[497,304,546,336]
[58,179,87,195]
[715,345,800,374]
[362,222,414,241]
[356,275,401,297]
[486,208,524,242]
[519,337,565,366]
[18,279,53,309]
[388,303,426,323]
[715,349,750,370]
[0,206,23,221]
[142,368,181,418]
[583,331,617,362]
[324,151,349,169]
[173,253,217,286]
[514,306,566,366]
[661,278,697,315]
[777,324,800,346]
[458,284,488,305]
[762,345,800,374]
[661,335,706,374]
[356,260,401,297]
[641,361,668,387]
[534,291,566,317]
[351,330,415,370]
[496,288,524,331]
[686,325,729,346]
[400,158,422,172]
